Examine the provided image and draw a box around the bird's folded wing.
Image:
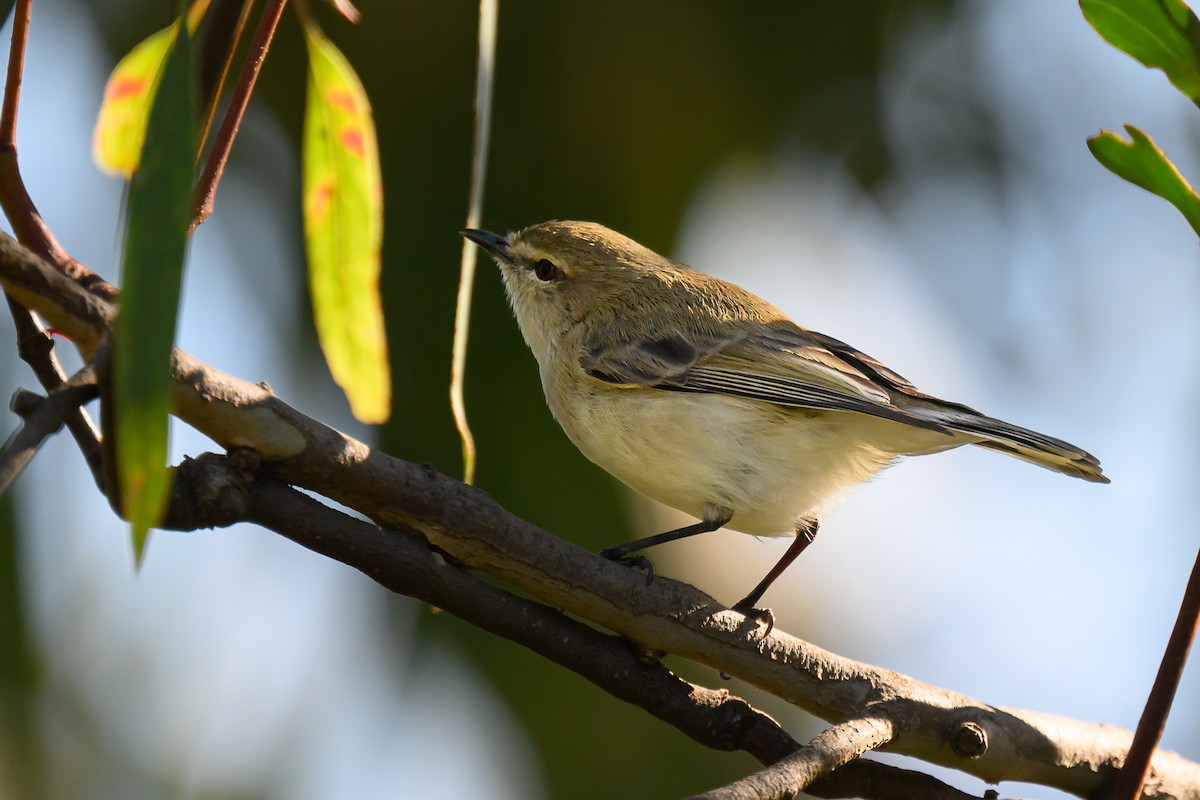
[579,322,953,432]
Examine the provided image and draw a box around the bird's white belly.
[550,383,903,535]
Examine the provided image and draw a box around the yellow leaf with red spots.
[301,20,390,424]
[93,24,179,176]
[92,1,210,177]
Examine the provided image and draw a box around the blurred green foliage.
[1087,124,1200,235]
[83,2,952,797]
[1083,0,1200,238]
[1081,0,1200,105]
[0,491,42,800]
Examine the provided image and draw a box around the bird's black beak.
[460,228,511,262]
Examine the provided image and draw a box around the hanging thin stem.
[449,0,498,485]
[190,0,288,232]
[195,0,257,162]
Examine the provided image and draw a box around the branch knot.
[951,720,989,759]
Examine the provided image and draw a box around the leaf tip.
[130,524,151,570]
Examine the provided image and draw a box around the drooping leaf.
[93,25,177,176]
[114,25,196,563]
[301,18,390,424]
[1088,124,1200,236]
[1081,0,1200,105]
[92,1,210,176]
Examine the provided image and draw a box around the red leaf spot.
[308,181,334,222]
[326,90,358,114]
[107,77,148,101]
[339,127,365,158]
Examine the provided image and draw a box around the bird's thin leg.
[599,512,732,580]
[733,519,820,634]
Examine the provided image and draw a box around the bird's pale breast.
[546,365,907,535]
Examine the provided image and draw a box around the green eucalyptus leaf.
[113,24,196,563]
[1088,124,1200,236]
[92,1,210,176]
[301,19,390,424]
[1081,0,1200,104]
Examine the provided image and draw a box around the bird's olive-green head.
[461,221,678,361]
[463,220,792,381]
[461,220,785,373]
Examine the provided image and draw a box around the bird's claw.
[732,603,775,637]
[599,547,655,585]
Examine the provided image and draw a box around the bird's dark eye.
[533,258,559,281]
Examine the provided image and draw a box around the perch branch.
[245,475,801,765]
[163,451,994,800]
[0,233,1198,799]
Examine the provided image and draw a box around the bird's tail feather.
[936,412,1109,483]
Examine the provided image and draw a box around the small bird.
[463,221,1107,626]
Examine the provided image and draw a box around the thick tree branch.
[0,234,111,353]
[1,233,1198,799]
[163,452,994,800]
[806,760,990,800]
[243,474,801,765]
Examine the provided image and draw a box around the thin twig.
[0,0,110,297]
[5,299,104,488]
[0,0,30,144]
[190,0,287,232]
[0,0,74,271]
[1103,547,1200,800]
[0,0,105,489]
[690,715,896,800]
[0,368,98,496]
[196,0,257,160]
[449,0,498,485]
